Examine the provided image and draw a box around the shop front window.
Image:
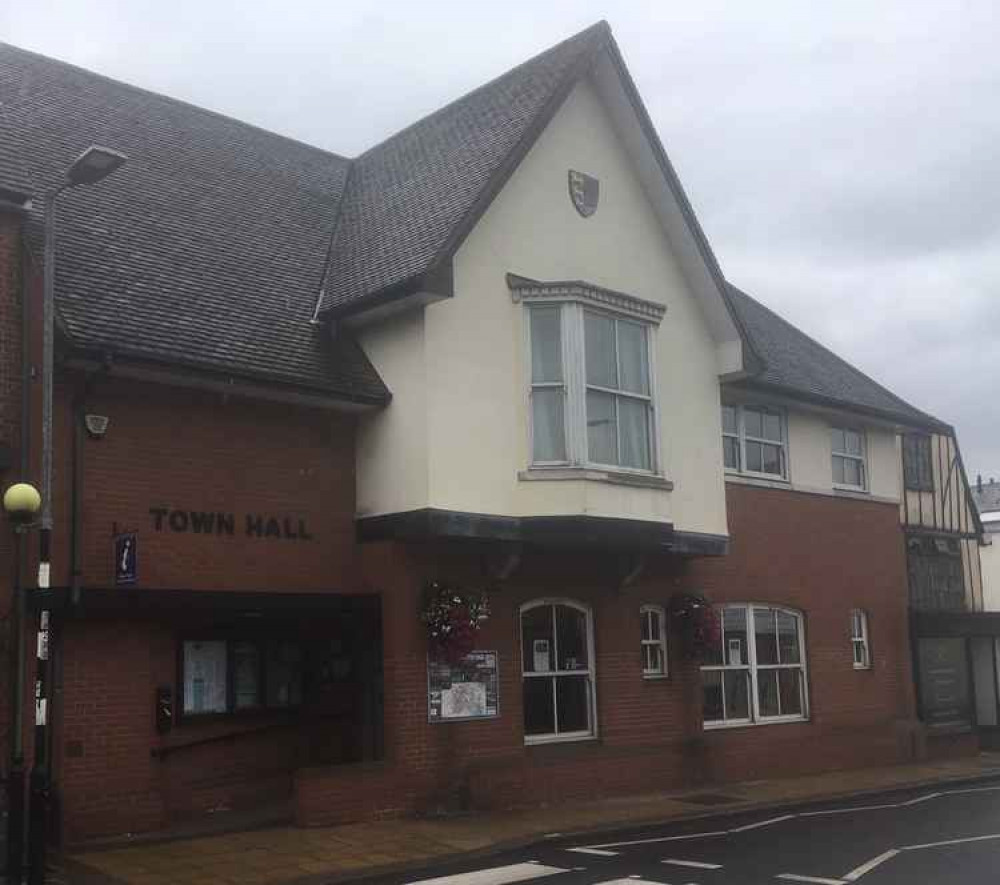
[520,599,596,743]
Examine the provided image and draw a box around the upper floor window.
[701,604,808,727]
[831,427,867,490]
[721,404,786,479]
[640,605,668,677]
[903,434,934,491]
[529,304,656,472]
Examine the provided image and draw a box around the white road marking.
[566,848,618,856]
[590,880,671,885]
[406,862,568,885]
[586,831,728,849]
[662,858,723,869]
[799,804,897,817]
[730,814,796,833]
[843,849,899,881]
[776,874,846,884]
[903,832,1000,851]
[901,792,941,806]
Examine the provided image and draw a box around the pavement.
[57,752,1000,885]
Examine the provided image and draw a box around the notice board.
[917,637,971,727]
[427,650,499,722]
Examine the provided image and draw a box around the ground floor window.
[182,638,304,716]
[640,604,668,677]
[520,599,596,742]
[851,609,871,669]
[701,604,808,727]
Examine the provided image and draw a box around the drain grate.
[677,793,742,806]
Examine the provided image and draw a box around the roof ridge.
[356,20,609,162]
[0,40,351,164]
[727,282,945,425]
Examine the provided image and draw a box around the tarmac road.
[360,776,1000,885]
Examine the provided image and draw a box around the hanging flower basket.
[669,592,721,662]
[421,581,491,664]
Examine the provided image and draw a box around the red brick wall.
[305,483,920,823]
[56,375,361,592]
[51,375,372,841]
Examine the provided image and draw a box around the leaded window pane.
[585,312,617,388]
[754,609,779,665]
[777,611,801,663]
[617,320,649,395]
[532,389,566,462]
[523,677,555,735]
[530,307,562,383]
[586,390,618,464]
[619,399,651,470]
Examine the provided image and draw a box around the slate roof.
[0,42,387,404]
[318,22,610,315]
[726,284,946,430]
[0,102,32,202]
[0,28,954,429]
[972,481,1000,515]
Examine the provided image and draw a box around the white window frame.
[851,609,871,670]
[721,404,788,480]
[701,603,809,729]
[526,303,660,475]
[640,604,668,678]
[831,426,868,491]
[520,598,597,745]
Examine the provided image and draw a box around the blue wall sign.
[114,532,138,586]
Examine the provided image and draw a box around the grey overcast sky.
[3,1,998,478]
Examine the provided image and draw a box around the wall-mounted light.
[84,415,109,439]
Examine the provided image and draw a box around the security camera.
[84,414,110,439]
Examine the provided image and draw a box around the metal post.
[6,528,26,882]
[27,186,62,885]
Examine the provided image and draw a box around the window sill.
[524,733,598,747]
[833,483,870,496]
[519,466,674,491]
[642,673,670,681]
[853,664,873,671]
[703,716,809,732]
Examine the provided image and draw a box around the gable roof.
[726,283,947,430]
[0,42,388,405]
[317,22,609,318]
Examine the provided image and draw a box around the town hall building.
[0,22,987,844]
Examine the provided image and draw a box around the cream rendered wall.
[355,309,429,517]
[423,76,729,536]
[784,411,899,499]
[982,530,1000,611]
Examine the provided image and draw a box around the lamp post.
[4,482,41,884]
[31,145,127,885]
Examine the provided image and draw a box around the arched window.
[520,599,596,743]
[640,605,668,677]
[700,604,808,727]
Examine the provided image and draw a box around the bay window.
[521,599,596,742]
[528,302,658,472]
[701,604,808,727]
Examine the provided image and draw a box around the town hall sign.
[148,507,314,540]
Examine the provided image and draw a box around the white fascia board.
[590,53,745,373]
